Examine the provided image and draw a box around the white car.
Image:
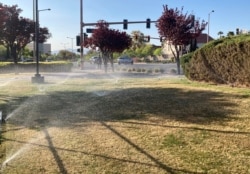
[117,56,133,65]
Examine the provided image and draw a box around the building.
[26,42,51,55]
[162,33,214,59]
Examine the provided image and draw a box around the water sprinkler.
[0,111,5,124]
[0,111,2,123]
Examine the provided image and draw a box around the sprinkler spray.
[0,111,5,124]
[0,111,2,123]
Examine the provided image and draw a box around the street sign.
[86,28,95,33]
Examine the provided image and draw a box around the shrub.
[170,69,177,74]
[180,52,194,77]
[160,69,165,73]
[136,68,142,72]
[162,60,172,64]
[147,69,153,74]
[187,35,250,86]
[122,68,127,71]
[154,68,160,73]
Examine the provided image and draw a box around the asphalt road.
[79,62,183,74]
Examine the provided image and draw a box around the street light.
[67,37,74,59]
[207,10,214,43]
[32,0,50,83]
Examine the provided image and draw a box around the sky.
[1,0,250,52]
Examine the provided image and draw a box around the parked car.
[46,58,53,62]
[22,58,34,62]
[117,56,133,65]
[90,56,101,64]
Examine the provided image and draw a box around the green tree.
[84,49,99,60]
[141,44,154,57]
[135,47,144,58]
[0,45,7,58]
[130,30,145,50]
[57,50,73,60]
[217,31,224,38]
[122,49,136,58]
[153,48,162,56]
[227,31,235,37]
[22,47,33,58]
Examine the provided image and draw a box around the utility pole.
[80,0,84,69]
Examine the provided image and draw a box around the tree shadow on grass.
[3,87,240,127]
[0,87,245,174]
[0,95,29,123]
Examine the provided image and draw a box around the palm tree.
[130,30,145,50]
[217,31,224,38]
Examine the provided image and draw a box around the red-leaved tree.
[0,4,7,29]
[0,4,51,63]
[83,20,131,72]
[157,5,207,74]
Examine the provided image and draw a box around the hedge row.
[0,61,73,74]
[181,35,250,87]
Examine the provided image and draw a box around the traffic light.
[77,48,83,53]
[160,37,163,42]
[134,34,138,40]
[147,35,150,42]
[236,28,239,35]
[123,19,128,29]
[146,18,150,29]
[76,35,80,46]
[84,33,88,40]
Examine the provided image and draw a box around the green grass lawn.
[0,73,250,174]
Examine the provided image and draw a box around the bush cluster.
[0,61,73,73]
[181,35,250,87]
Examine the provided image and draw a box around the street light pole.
[207,10,214,43]
[61,42,68,50]
[32,0,50,83]
[33,0,36,62]
[80,0,84,69]
[67,37,74,59]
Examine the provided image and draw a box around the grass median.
[0,73,250,174]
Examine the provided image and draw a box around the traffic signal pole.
[79,19,159,66]
[82,20,157,28]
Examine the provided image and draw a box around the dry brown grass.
[0,73,250,174]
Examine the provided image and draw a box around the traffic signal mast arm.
[82,20,158,27]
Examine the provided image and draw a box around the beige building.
[27,42,51,54]
[161,33,213,59]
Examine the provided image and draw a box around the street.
[80,62,183,74]
[0,62,185,85]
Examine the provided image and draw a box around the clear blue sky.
[1,0,250,52]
